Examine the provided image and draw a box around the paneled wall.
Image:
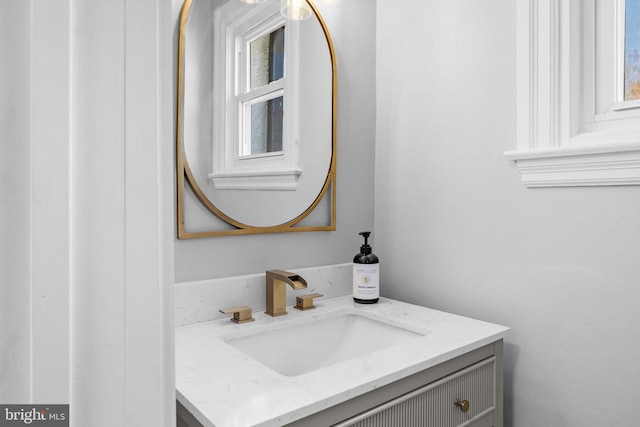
[0,1,175,425]
[0,0,32,403]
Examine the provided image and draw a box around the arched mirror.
[176,0,337,238]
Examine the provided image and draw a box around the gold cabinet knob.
[454,399,470,413]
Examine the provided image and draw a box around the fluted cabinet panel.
[338,357,496,427]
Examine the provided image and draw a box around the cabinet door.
[335,357,496,427]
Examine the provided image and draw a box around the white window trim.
[506,0,640,187]
[210,0,302,191]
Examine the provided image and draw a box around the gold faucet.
[265,270,307,316]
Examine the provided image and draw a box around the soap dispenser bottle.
[353,231,379,304]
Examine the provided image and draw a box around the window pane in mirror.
[625,0,640,100]
[248,96,284,155]
[250,27,285,90]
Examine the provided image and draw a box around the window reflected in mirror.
[250,26,284,89]
[246,96,284,155]
[211,1,301,189]
[243,25,285,156]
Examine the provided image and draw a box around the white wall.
[375,1,640,426]
[174,0,377,282]
[1,1,175,425]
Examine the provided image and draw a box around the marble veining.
[176,295,509,427]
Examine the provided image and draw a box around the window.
[507,0,640,187]
[240,25,284,156]
[210,1,302,190]
[625,0,640,100]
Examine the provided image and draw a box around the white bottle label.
[353,263,379,299]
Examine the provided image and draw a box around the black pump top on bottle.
[359,231,372,255]
[354,231,378,263]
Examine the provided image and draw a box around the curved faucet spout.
[265,270,307,316]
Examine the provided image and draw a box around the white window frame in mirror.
[210,0,302,191]
[237,22,284,157]
[505,0,640,187]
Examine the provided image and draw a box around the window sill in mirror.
[504,137,640,188]
[209,168,302,191]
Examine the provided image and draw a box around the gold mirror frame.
[176,0,337,239]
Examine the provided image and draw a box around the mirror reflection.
[177,0,336,238]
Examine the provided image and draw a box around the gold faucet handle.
[219,306,255,324]
[294,293,324,311]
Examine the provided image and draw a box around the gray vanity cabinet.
[289,340,504,427]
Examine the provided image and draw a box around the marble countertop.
[175,296,509,427]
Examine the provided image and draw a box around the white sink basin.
[222,311,426,376]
